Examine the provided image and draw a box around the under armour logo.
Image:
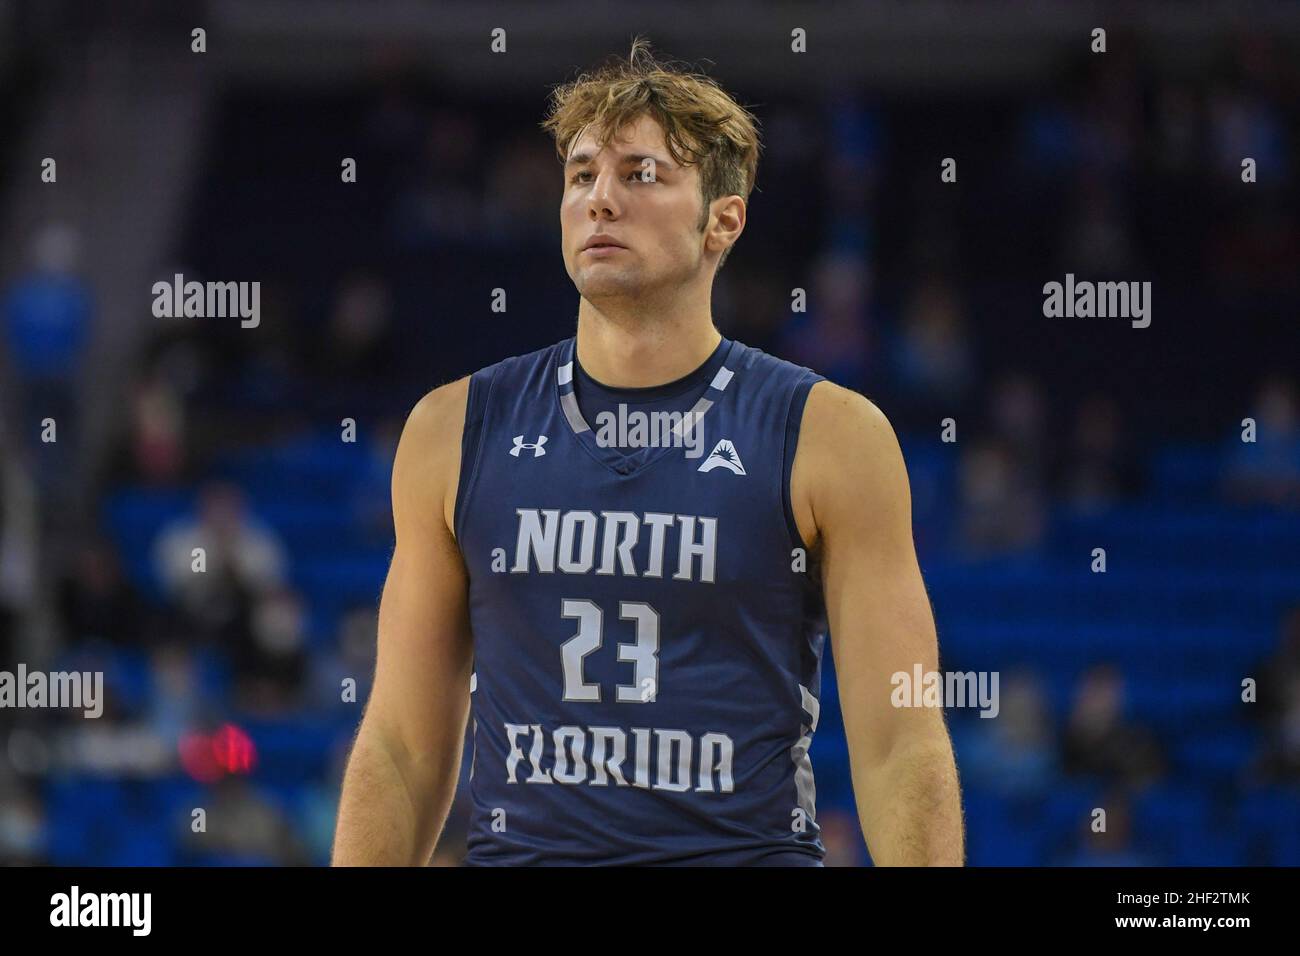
[510,434,548,458]
[698,438,745,475]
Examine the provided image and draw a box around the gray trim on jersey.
[556,353,735,440]
[469,672,477,780]
[710,366,734,391]
[559,390,591,435]
[792,683,820,823]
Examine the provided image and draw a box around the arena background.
[0,0,1297,866]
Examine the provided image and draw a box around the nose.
[586,167,621,221]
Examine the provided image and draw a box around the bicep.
[365,386,474,762]
[811,389,940,769]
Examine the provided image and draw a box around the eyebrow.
[564,151,674,170]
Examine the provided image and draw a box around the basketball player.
[333,42,963,866]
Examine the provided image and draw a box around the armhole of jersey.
[782,372,821,553]
[453,367,496,546]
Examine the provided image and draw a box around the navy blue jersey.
[454,332,829,865]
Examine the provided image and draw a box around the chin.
[579,272,640,297]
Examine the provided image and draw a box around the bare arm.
[794,382,964,865]
[332,379,474,866]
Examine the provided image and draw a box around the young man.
[332,42,963,866]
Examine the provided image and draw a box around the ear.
[705,195,746,254]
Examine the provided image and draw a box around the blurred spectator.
[63,691,171,776]
[1053,394,1142,511]
[233,587,309,716]
[153,483,286,605]
[55,540,151,647]
[777,253,873,391]
[185,776,308,865]
[1078,53,1141,180]
[483,136,561,242]
[147,643,212,747]
[300,735,352,864]
[0,423,39,661]
[114,371,189,486]
[1225,375,1300,508]
[989,373,1049,485]
[1,223,93,490]
[952,373,1051,553]
[889,275,975,417]
[309,605,377,713]
[0,779,47,865]
[1256,606,1300,721]
[1062,665,1166,790]
[1058,173,1138,274]
[392,108,484,245]
[1249,606,1300,783]
[958,670,1059,800]
[1057,792,1160,866]
[1253,676,1300,783]
[956,438,1046,557]
[352,416,400,544]
[312,273,395,387]
[1208,82,1286,187]
[152,483,287,647]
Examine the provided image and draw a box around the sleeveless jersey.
[454,332,829,865]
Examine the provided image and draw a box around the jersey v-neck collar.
[553,335,740,478]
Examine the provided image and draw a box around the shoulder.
[802,380,897,452]
[729,338,819,382]
[404,375,472,448]
[401,337,564,446]
[393,376,472,537]
[393,339,566,533]
[795,381,910,543]
[475,339,566,388]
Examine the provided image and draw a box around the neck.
[575,299,722,388]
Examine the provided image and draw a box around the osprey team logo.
[510,435,548,458]
[698,439,746,475]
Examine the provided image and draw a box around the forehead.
[567,113,692,169]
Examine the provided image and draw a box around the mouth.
[582,245,627,259]
[582,238,627,252]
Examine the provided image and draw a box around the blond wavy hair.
[541,37,762,270]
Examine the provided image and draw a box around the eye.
[569,169,654,184]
